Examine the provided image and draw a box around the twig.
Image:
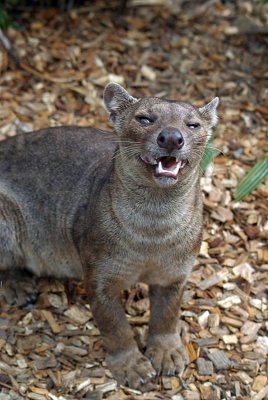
[178,375,188,390]
[0,27,20,63]
[0,28,12,52]
[0,380,16,391]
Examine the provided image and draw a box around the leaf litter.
[0,0,267,399]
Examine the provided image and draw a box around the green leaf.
[0,5,9,30]
[200,131,218,173]
[233,155,268,201]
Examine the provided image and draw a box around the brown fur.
[0,84,218,388]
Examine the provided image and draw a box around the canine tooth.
[173,160,182,175]
[158,160,164,174]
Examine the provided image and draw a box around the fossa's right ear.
[103,83,137,124]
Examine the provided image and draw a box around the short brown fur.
[0,84,218,388]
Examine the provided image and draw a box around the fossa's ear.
[198,97,219,127]
[103,83,137,124]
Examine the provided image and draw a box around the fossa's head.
[104,83,219,187]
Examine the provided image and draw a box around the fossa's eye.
[135,115,155,125]
[187,122,200,129]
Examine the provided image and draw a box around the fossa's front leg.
[146,278,189,375]
[85,268,156,388]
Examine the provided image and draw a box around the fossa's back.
[0,126,116,277]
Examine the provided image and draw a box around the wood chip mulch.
[0,1,267,399]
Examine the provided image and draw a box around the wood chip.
[141,65,156,81]
[208,314,220,328]
[217,295,241,308]
[222,334,238,344]
[28,394,47,400]
[233,263,255,283]
[84,390,103,399]
[172,395,184,400]
[64,305,92,325]
[0,2,267,399]
[211,206,234,223]
[40,310,61,334]
[198,311,210,328]
[97,382,117,394]
[32,354,57,370]
[252,375,268,392]
[196,358,214,375]
[236,371,253,385]
[182,390,200,400]
[252,387,268,400]
[241,321,262,336]
[197,274,223,290]
[187,342,198,363]
[206,350,231,370]
[221,316,243,328]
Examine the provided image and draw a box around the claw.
[146,342,188,381]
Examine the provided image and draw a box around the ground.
[0,0,267,399]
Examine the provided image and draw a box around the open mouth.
[141,155,187,179]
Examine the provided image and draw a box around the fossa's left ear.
[198,97,219,127]
[104,83,137,112]
[103,83,138,126]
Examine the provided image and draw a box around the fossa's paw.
[107,348,156,389]
[145,334,189,376]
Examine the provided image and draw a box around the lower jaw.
[153,174,179,186]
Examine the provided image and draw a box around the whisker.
[192,144,223,156]
[96,135,143,146]
[115,147,141,156]
[112,147,141,161]
[193,140,223,154]
[205,146,223,154]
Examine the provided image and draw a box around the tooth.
[173,160,182,175]
[158,160,164,174]
[155,161,160,175]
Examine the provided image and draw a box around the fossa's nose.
[157,128,184,151]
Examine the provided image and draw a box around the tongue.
[156,160,182,178]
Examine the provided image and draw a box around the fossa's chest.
[107,212,200,287]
